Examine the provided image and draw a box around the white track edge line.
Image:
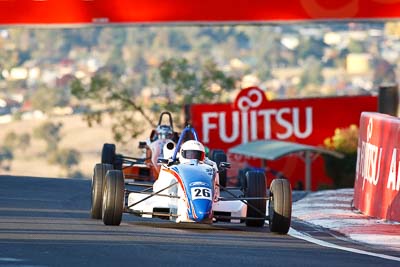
[288,228,400,262]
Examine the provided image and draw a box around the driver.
[154,125,174,141]
[178,140,220,199]
[179,140,205,164]
[148,124,175,178]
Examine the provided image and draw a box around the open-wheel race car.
[100,111,180,182]
[90,125,293,234]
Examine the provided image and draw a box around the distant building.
[346,53,370,75]
[0,97,21,115]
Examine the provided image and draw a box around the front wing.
[125,182,269,223]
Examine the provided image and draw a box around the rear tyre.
[268,178,292,234]
[210,149,224,160]
[102,143,116,164]
[102,170,125,226]
[91,163,113,219]
[238,167,252,189]
[114,154,123,170]
[102,143,123,170]
[214,151,227,187]
[245,171,266,227]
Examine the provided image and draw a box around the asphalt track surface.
[0,175,399,267]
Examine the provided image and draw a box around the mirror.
[138,141,147,149]
[157,158,169,164]
[219,162,231,169]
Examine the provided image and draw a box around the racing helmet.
[156,125,174,140]
[180,140,205,163]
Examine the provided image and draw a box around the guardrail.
[354,112,400,222]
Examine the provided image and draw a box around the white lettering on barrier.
[202,112,218,143]
[201,107,313,144]
[276,108,292,139]
[258,109,275,139]
[241,111,248,143]
[387,148,400,191]
[356,118,383,190]
[293,108,313,138]
[220,112,240,143]
[202,88,313,143]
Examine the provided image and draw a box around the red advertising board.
[1,0,400,25]
[190,87,377,190]
[354,112,400,221]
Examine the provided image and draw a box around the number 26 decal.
[191,187,212,200]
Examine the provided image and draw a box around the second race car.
[100,111,179,182]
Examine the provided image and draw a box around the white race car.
[91,126,292,234]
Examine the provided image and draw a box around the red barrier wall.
[354,112,400,222]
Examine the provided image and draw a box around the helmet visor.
[182,150,204,160]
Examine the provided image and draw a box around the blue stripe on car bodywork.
[174,163,213,222]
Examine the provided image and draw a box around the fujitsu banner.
[1,0,400,25]
[190,87,377,190]
[354,112,400,221]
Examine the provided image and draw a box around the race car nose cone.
[192,199,212,222]
[194,211,210,222]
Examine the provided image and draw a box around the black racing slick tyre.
[102,143,123,170]
[268,178,292,234]
[245,171,266,227]
[214,151,227,187]
[238,167,252,189]
[210,149,224,160]
[101,143,116,165]
[91,163,113,219]
[102,170,125,226]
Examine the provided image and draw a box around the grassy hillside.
[0,114,146,179]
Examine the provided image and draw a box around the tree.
[71,73,156,144]
[48,148,81,177]
[30,86,69,113]
[18,133,31,151]
[296,37,325,62]
[168,30,192,51]
[3,131,30,152]
[71,57,235,144]
[372,58,397,88]
[3,131,18,149]
[0,146,13,171]
[30,29,67,61]
[33,122,63,152]
[347,39,365,53]
[157,57,235,112]
[299,57,324,89]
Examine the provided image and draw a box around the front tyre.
[268,178,292,234]
[245,171,266,227]
[102,170,125,226]
[90,163,113,219]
